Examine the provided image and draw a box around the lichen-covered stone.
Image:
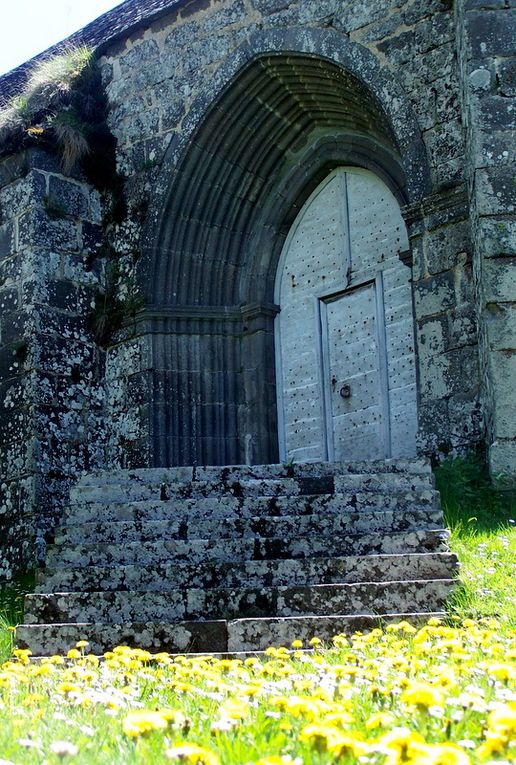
[19,460,457,654]
[0,0,514,582]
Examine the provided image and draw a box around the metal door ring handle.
[340,384,351,399]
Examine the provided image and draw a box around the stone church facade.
[0,0,514,580]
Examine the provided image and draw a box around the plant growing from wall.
[0,46,146,347]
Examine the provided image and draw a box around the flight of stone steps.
[17,458,458,655]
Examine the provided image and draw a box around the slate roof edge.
[0,0,191,107]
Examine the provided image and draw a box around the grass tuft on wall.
[0,46,95,172]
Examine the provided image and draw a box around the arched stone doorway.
[139,32,431,468]
[275,167,417,463]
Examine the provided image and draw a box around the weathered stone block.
[417,316,448,356]
[484,303,516,350]
[203,0,246,32]
[418,351,450,398]
[474,129,515,166]
[489,439,516,478]
[478,95,516,131]
[0,310,30,345]
[465,0,505,9]
[448,307,478,349]
[466,10,516,57]
[417,399,450,451]
[251,0,291,13]
[0,255,21,288]
[415,271,456,316]
[475,167,516,215]
[0,171,46,215]
[0,286,18,313]
[448,396,483,444]
[0,345,24,381]
[0,408,30,446]
[425,221,472,273]
[18,209,80,253]
[0,221,15,260]
[483,257,516,302]
[80,221,103,256]
[424,120,465,168]
[415,14,455,52]
[334,0,399,33]
[118,39,160,76]
[497,59,516,97]
[489,350,516,438]
[478,219,516,257]
[377,30,417,66]
[48,176,89,219]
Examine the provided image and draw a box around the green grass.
[0,572,33,664]
[435,454,516,625]
[0,622,514,764]
[0,46,93,134]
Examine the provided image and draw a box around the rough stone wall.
[0,149,107,578]
[98,0,483,461]
[457,0,516,477]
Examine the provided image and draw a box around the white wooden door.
[275,167,418,463]
[320,280,390,461]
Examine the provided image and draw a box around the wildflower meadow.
[0,618,515,764]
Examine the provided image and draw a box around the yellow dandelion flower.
[66,649,81,660]
[122,710,168,737]
[401,682,444,710]
[487,704,516,736]
[299,723,342,753]
[164,742,220,764]
[487,663,516,682]
[291,639,303,649]
[476,731,509,759]
[13,649,32,665]
[328,734,367,759]
[366,712,395,731]
[423,743,471,765]
[377,727,426,761]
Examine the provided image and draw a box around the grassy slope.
[436,455,516,626]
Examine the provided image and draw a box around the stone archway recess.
[137,29,431,467]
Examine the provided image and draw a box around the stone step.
[69,472,434,505]
[69,477,306,504]
[24,579,455,625]
[54,506,445,545]
[16,611,445,656]
[37,552,458,593]
[64,490,440,524]
[334,474,433,493]
[44,528,449,569]
[75,458,433,486]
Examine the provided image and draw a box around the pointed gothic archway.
[138,30,431,467]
